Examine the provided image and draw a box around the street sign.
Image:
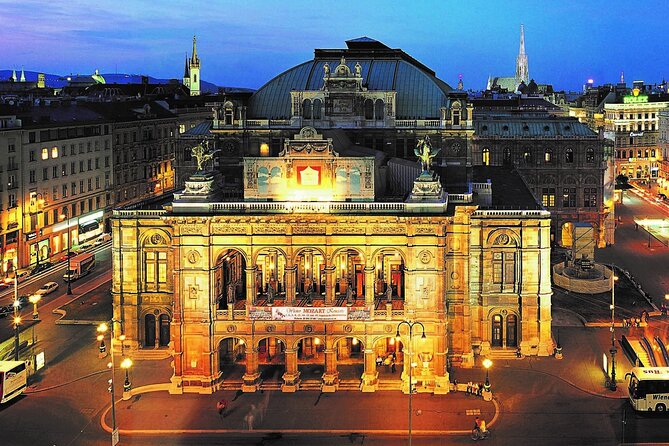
[112,428,119,446]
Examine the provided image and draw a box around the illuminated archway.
[334,336,364,381]
[218,336,246,380]
[215,248,247,310]
[254,248,287,304]
[332,247,366,298]
[295,336,326,383]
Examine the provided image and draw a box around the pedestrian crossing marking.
[465,409,481,416]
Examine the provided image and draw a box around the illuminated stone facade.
[113,128,553,395]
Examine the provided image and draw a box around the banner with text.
[249,306,370,321]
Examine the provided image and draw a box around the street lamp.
[29,294,41,320]
[396,320,426,446]
[121,357,133,392]
[13,313,21,361]
[59,210,72,295]
[609,269,619,391]
[97,320,124,443]
[483,358,493,391]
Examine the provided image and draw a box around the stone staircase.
[219,379,243,390]
[300,380,323,391]
[377,379,402,391]
[487,348,522,360]
[337,379,362,391]
[259,380,282,391]
[130,349,172,360]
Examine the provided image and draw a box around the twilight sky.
[1,0,667,92]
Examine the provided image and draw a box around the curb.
[100,385,500,437]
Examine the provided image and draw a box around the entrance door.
[491,315,503,347]
[159,314,170,347]
[506,315,517,347]
[145,314,156,347]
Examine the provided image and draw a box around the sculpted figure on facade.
[190,140,220,172]
[414,135,441,173]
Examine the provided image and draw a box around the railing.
[448,193,472,203]
[113,209,167,218]
[473,209,550,217]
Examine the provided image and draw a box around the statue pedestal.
[173,171,223,212]
[405,171,447,212]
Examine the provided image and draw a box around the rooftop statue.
[414,136,441,173]
[190,140,220,172]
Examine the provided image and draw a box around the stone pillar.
[433,325,450,394]
[242,346,260,392]
[324,266,336,306]
[364,266,375,306]
[245,266,257,308]
[285,266,297,305]
[361,348,379,392]
[281,348,300,392]
[322,347,339,392]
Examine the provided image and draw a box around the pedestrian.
[216,399,228,418]
[391,358,396,373]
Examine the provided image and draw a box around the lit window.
[51,146,59,158]
[41,148,48,160]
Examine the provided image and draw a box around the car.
[35,281,59,296]
[13,295,29,309]
[78,241,94,251]
[60,251,79,262]
[0,305,12,318]
[30,261,54,276]
[4,269,31,285]
[94,233,112,245]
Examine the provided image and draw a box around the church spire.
[20,67,25,82]
[191,35,199,66]
[184,53,190,78]
[515,24,529,84]
[10,69,16,82]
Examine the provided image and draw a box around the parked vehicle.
[35,281,59,296]
[63,253,96,282]
[3,269,31,285]
[0,305,12,318]
[0,361,27,403]
[94,233,112,245]
[59,251,79,262]
[30,261,54,276]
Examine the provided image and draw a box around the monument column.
[361,347,379,392]
[281,348,300,392]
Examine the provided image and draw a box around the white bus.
[626,367,669,412]
[0,360,27,403]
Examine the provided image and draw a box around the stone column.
[364,266,375,306]
[242,345,260,392]
[361,348,379,392]
[322,346,339,392]
[324,266,336,306]
[285,265,297,305]
[245,266,257,309]
[281,348,300,392]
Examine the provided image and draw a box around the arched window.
[544,149,552,163]
[313,99,322,120]
[375,99,384,121]
[482,148,490,166]
[585,147,594,163]
[364,99,374,120]
[651,149,656,157]
[503,148,512,166]
[645,149,649,158]
[565,148,574,163]
[523,148,532,164]
[194,74,197,83]
[302,99,312,119]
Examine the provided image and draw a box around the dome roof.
[248,38,453,120]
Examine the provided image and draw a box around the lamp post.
[609,268,619,391]
[60,210,72,295]
[97,321,125,444]
[396,320,426,446]
[483,358,493,391]
[29,294,41,320]
[13,307,21,361]
[121,357,133,392]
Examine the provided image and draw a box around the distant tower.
[10,69,16,82]
[182,53,191,89]
[516,24,529,84]
[457,73,464,90]
[188,36,201,96]
[620,71,625,84]
[20,68,25,82]
[37,73,45,89]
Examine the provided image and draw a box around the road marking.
[465,409,480,416]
